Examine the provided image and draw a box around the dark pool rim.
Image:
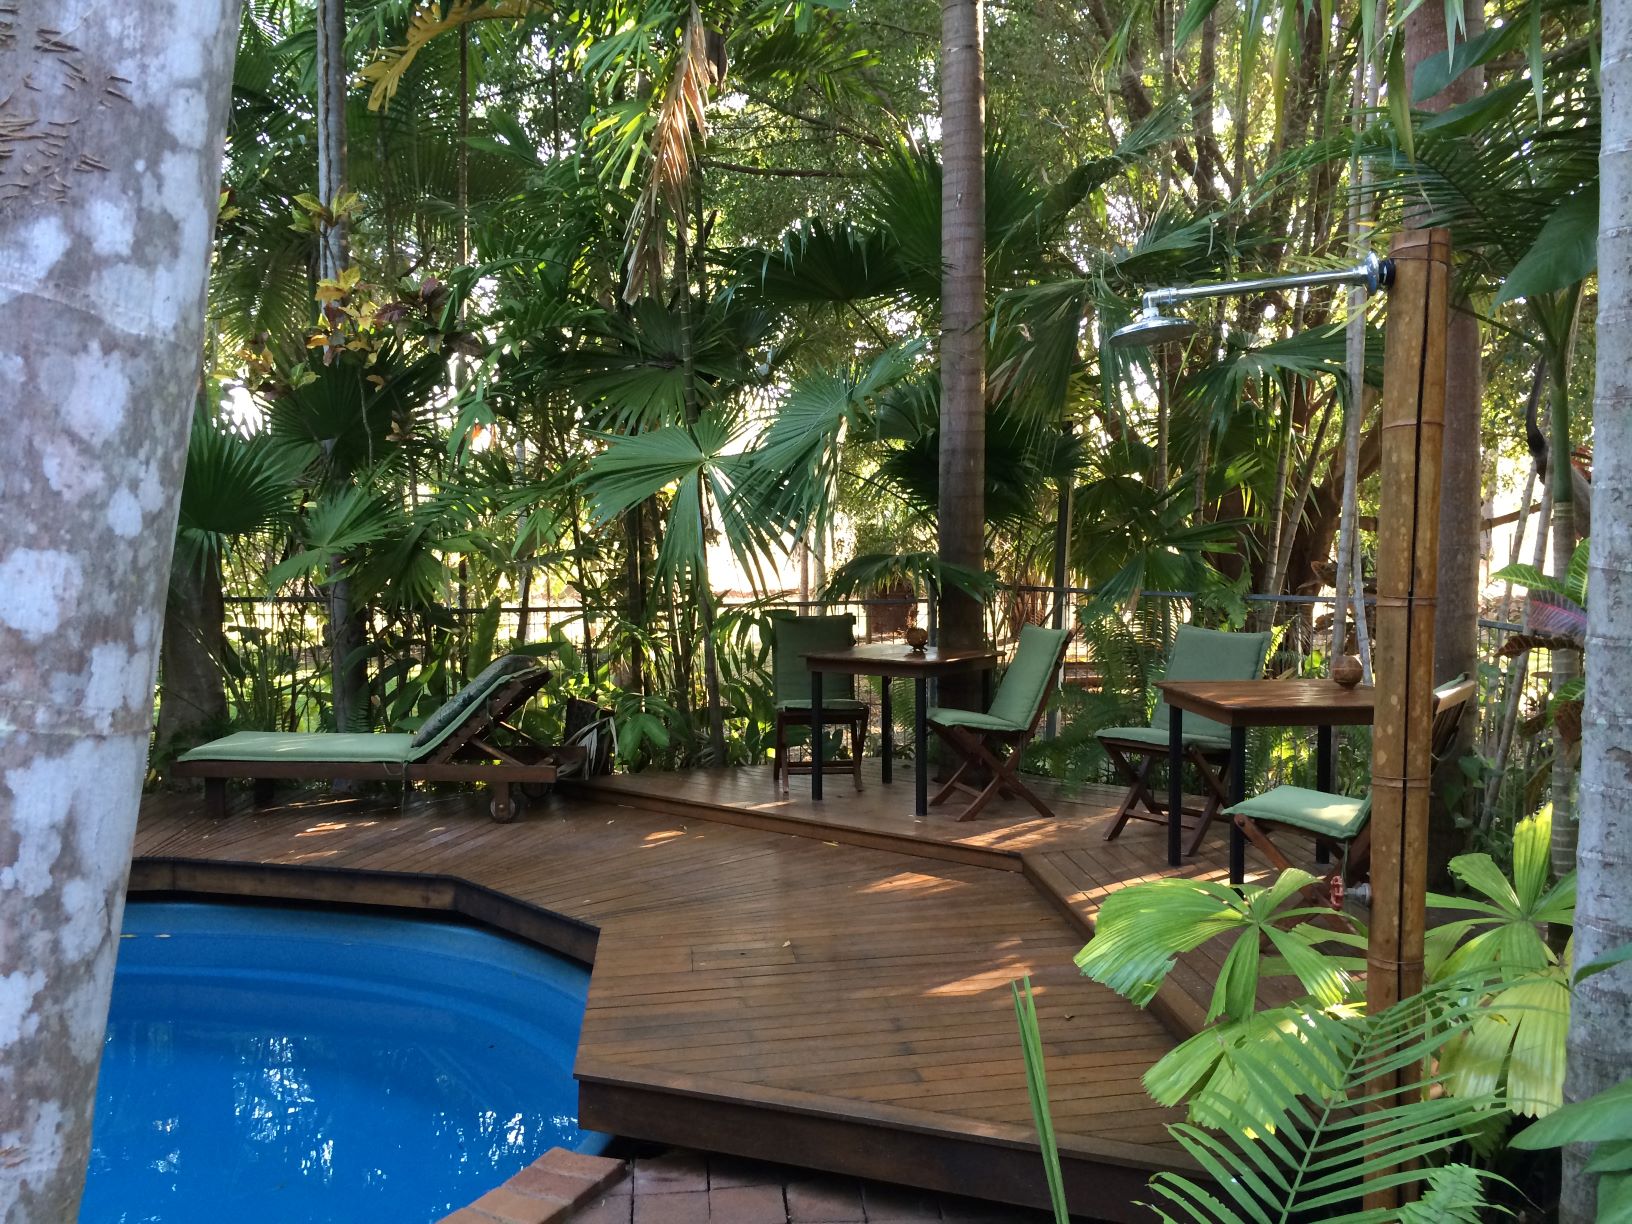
[120,857,615,1221]
[127,857,601,967]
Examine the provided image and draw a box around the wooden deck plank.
[131,784,1199,1219]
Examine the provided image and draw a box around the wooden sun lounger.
[173,663,586,822]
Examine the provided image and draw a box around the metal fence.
[216,587,1551,814]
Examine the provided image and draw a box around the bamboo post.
[1365,227,1451,1211]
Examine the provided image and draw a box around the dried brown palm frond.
[623,4,718,303]
[361,0,533,112]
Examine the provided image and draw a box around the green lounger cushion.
[769,613,859,706]
[928,708,1035,734]
[179,732,417,764]
[180,655,546,767]
[408,654,543,751]
[1225,786,1371,840]
[928,623,1071,733]
[1096,724,1230,752]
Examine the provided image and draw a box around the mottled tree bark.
[0,2,240,1217]
[937,0,986,696]
[1563,10,1631,1212]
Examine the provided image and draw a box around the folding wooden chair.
[925,624,1075,822]
[769,613,868,795]
[1098,626,1272,855]
[1225,676,1475,895]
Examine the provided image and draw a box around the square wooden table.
[804,643,998,816]
[1155,679,1376,882]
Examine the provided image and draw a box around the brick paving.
[567,1150,1063,1224]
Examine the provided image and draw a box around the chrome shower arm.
[1139,253,1392,315]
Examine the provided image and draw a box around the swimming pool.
[83,900,607,1223]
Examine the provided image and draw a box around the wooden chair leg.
[776,718,789,795]
[204,778,226,820]
[926,724,973,806]
[1102,747,1154,840]
[1232,813,1297,874]
[851,715,864,792]
[1182,749,1233,857]
[252,778,276,808]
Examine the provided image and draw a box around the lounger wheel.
[488,791,528,823]
[520,781,555,801]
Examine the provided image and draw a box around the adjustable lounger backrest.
[769,613,858,705]
[1149,625,1272,741]
[408,655,550,761]
[986,624,1073,731]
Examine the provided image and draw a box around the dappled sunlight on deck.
[130,772,1267,1216]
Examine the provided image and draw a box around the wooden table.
[1155,679,1376,882]
[804,643,998,815]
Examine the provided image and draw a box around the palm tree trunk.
[1547,339,1581,883]
[1563,12,1632,1214]
[0,6,239,1214]
[316,0,368,731]
[1408,0,1486,879]
[156,549,230,759]
[937,0,986,688]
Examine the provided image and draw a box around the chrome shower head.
[1108,306,1198,349]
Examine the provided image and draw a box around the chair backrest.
[987,624,1075,730]
[1344,676,1475,835]
[769,613,858,705]
[1430,675,1476,761]
[409,655,550,759]
[1149,625,1273,740]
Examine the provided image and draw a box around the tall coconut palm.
[1564,5,1632,1218]
[938,0,986,679]
[315,0,372,731]
[0,5,240,1216]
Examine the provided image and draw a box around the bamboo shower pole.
[1364,226,1451,1211]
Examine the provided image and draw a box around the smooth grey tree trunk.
[937,0,986,691]
[1563,5,1631,1217]
[0,3,240,1217]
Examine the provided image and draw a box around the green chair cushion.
[407,654,543,753]
[178,732,417,765]
[1148,625,1272,742]
[769,613,858,706]
[986,624,1072,730]
[927,707,1029,734]
[1225,786,1371,840]
[1096,724,1230,752]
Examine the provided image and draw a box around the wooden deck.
[132,766,1310,1219]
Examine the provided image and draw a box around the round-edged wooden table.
[1155,678,1376,881]
[803,642,998,816]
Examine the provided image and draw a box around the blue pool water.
[83,901,607,1224]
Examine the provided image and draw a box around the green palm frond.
[266,483,403,593]
[1076,870,1363,1021]
[740,342,923,540]
[1427,806,1575,1117]
[581,409,784,588]
[1147,984,1507,1223]
[176,415,308,572]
